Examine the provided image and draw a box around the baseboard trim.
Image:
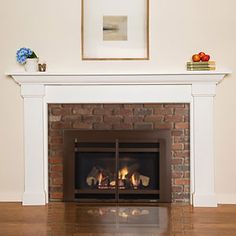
[217,194,236,204]
[23,191,46,205]
[0,192,22,202]
[193,193,218,207]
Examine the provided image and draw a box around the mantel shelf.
[6,70,230,85]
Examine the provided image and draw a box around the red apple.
[201,54,210,62]
[198,52,206,59]
[192,54,201,62]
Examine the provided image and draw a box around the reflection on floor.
[1,203,236,235]
[51,206,168,234]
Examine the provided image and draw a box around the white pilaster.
[21,85,46,205]
[192,83,218,207]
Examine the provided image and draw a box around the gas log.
[86,167,100,186]
[86,164,150,188]
[140,175,150,187]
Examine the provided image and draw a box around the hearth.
[63,130,171,202]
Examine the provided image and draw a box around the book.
[187,67,216,71]
[187,65,214,68]
[187,61,215,66]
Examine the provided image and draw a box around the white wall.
[1,0,236,203]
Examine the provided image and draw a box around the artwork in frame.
[81,0,149,60]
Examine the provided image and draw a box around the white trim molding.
[7,71,230,206]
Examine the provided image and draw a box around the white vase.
[24,58,39,72]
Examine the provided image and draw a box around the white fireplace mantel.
[7,71,230,207]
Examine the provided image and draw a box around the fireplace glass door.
[74,141,116,201]
[63,131,171,203]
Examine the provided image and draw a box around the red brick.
[144,104,164,109]
[50,137,63,145]
[144,115,163,122]
[124,104,143,108]
[174,179,190,185]
[175,108,189,115]
[72,107,93,115]
[61,115,81,122]
[103,104,122,109]
[184,143,190,150]
[172,171,184,178]
[82,115,102,123]
[175,122,189,129]
[49,130,62,137]
[62,104,82,108]
[49,143,63,149]
[49,186,63,192]
[49,104,62,109]
[73,121,93,129]
[113,123,133,130]
[154,122,173,129]
[134,108,153,116]
[49,172,62,178]
[51,165,63,172]
[124,116,143,123]
[164,115,184,123]
[49,115,61,122]
[134,123,153,130]
[51,108,72,116]
[184,158,190,165]
[184,171,190,178]
[172,186,184,192]
[174,136,186,143]
[171,130,183,136]
[49,157,62,164]
[174,151,190,158]
[93,123,112,130]
[184,186,190,193]
[184,115,190,122]
[50,149,63,157]
[172,158,184,165]
[104,116,122,124]
[51,121,72,129]
[154,108,174,115]
[93,107,113,115]
[172,143,184,150]
[113,108,133,116]
[53,177,63,185]
[50,192,63,199]
[164,104,185,108]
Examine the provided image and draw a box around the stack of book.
[186,61,216,71]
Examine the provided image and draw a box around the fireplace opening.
[63,130,171,203]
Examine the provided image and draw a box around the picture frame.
[81,0,149,60]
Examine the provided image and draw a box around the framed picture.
[81,0,149,60]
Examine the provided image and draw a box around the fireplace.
[63,130,171,202]
[8,72,228,206]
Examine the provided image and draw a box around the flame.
[98,172,103,185]
[131,174,139,187]
[119,167,128,180]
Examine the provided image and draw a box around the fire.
[98,172,103,185]
[119,167,128,180]
[131,173,139,187]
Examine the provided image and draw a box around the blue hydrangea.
[16,47,35,64]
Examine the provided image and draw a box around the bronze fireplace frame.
[63,130,171,203]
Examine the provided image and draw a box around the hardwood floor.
[0,203,236,236]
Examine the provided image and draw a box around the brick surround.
[48,103,190,203]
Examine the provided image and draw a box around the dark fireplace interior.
[63,130,171,203]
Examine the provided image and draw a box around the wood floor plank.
[0,203,236,235]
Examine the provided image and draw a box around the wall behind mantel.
[1,0,236,203]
